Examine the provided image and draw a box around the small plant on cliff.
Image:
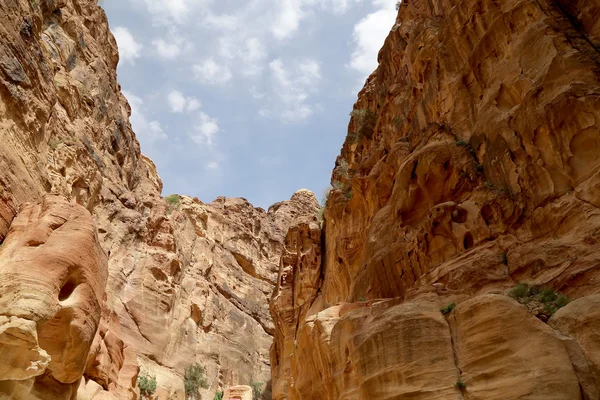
[165,194,180,207]
[137,373,157,398]
[184,363,209,399]
[350,109,377,139]
[332,180,352,200]
[317,187,332,223]
[509,283,530,299]
[456,140,468,147]
[440,302,456,315]
[508,283,570,316]
[455,380,467,391]
[250,379,264,400]
[396,1,401,11]
[49,139,62,151]
[213,391,224,400]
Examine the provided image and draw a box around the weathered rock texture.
[0,0,318,399]
[271,0,600,398]
[0,195,107,399]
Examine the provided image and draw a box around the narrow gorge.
[0,0,600,399]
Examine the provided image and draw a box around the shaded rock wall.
[271,0,600,398]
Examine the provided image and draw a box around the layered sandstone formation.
[271,0,600,399]
[0,196,107,399]
[0,0,318,399]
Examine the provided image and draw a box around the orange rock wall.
[271,0,600,398]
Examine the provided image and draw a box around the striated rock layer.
[271,0,600,399]
[0,0,318,399]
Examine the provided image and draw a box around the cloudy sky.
[102,0,398,209]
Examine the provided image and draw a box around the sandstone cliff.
[271,0,600,399]
[0,0,318,399]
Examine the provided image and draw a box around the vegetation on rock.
[184,364,209,399]
[137,373,157,398]
[440,302,456,315]
[509,283,570,316]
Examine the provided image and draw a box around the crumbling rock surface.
[271,0,600,398]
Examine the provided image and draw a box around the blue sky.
[102,0,398,209]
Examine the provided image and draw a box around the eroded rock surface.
[0,195,107,399]
[271,0,600,398]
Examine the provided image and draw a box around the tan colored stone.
[550,294,600,398]
[0,316,50,381]
[453,295,581,399]
[223,385,252,400]
[0,195,107,398]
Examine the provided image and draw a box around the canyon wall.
[0,0,318,399]
[271,0,600,399]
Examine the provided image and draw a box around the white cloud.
[193,58,233,85]
[207,161,219,169]
[123,91,167,142]
[267,58,321,121]
[168,90,201,113]
[132,0,207,25]
[153,39,181,59]
[113,27,143,64]
[272,0,303,40]
[186,98,201,112]
[204,13,239,30]
[191,112,220,145]
[348,1,397,78]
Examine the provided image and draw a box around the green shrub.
[337,160,350,177]
[501,252,508,265]
[347,131,361,143]
[358,297,366,302]
[332,180,352,200]
[440,302,456,315]
[350,109,377,139]
[508,283,570,315]
[184,364,209,399]
[455,380,467,391]
[49,139,62,151]
[214,391,223,400]
[456,140,468,147]
[137,373,157,398]
[539,287,558,303]
[555,295,570,309]
[165,194,180,207]
[250,380,264,400]
[476,164,484,173]
[509,283,530,299]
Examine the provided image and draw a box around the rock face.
[0,0,318,399]
[270,0,600,398]
[0,196,107,399]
